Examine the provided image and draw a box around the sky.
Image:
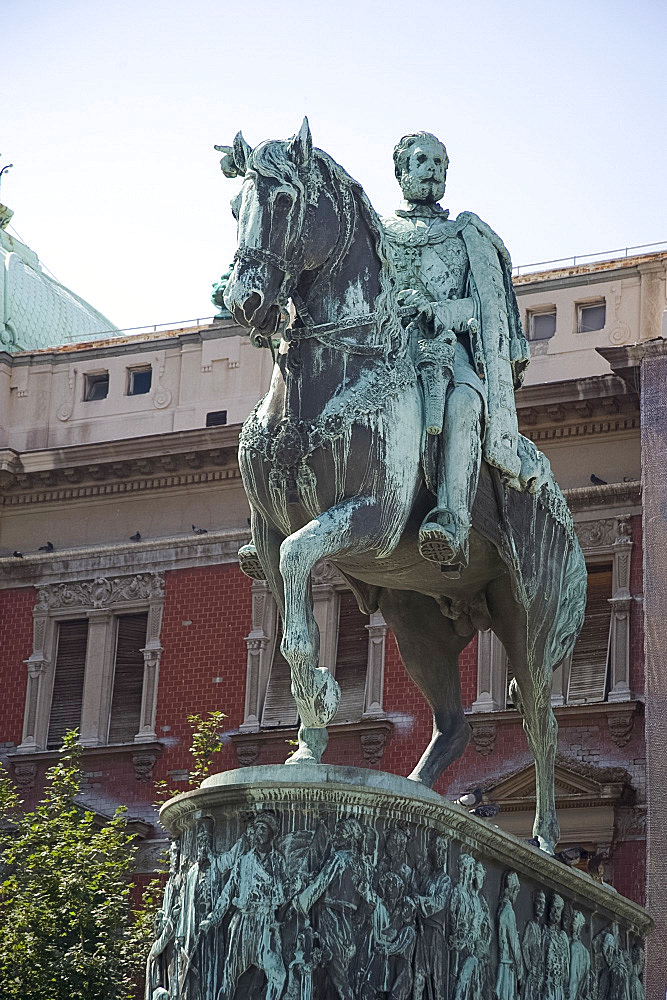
[3,0,666,332]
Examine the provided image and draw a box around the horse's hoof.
[238,543,266,580]
[285,747,317,764]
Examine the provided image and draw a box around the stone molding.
[161,764,652,935]
[564,481,641,515]
[231,718,394,769]
[16,572,165,753]
[0,528,250,588]
[7,739,164,783]
[467,700,641,752]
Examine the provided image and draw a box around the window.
[47,620,88,749]
[127,366,152,396]
[241,569,388,733]
[527,308,556,341]
[206,410,228,427]
[577,301,606,333]
[18,574,164,754]
[46,613,149,747]
[566,564,612,703]
[83,372,109,401]
[472,516,634,713]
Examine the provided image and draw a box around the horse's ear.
[287,117,312,170]
[232,131,252,176]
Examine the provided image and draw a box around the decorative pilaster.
[608,515,634,703]
[472,630,507,713]
[79,609,113,746]
[17,605,53,753]
[363,611,387,718]
[136,588,166,741]
[241,581,276,732]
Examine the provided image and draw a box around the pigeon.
[471,802,500,819]
[555,846,588,867]
[590,474,608,486]
[129,531,142,543]
[38,541,54,552]
[192,524,208,535]
[13,550,23,558]
[455,787,483,808]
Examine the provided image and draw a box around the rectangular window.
[127,367,152,396]
[567,564,612,703]
[332,591,369,724]
[527,309,556,341]
[83,372,109,401]
[578,301,606,333]
[47,620,89,749]
[261,615,298,728]
[206,410,228,427]
[108,613,148,743]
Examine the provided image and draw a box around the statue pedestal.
[153,765,650,999]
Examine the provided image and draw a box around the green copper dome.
[0,205,118,352]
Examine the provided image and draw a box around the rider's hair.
[393,132,449,180]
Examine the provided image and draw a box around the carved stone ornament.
[575,518,617,551]
[360,726,388,765]
[607,710,635,748]
[470,718,497,756]
[132,749,160,783]
[235,740,260,767]
[11,760,37,789]
[150,765,650,1000]
[34,572,165,611]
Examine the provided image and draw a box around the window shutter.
[567,565,612,704]
[47,619,88,749]
[261,615,299,728]
[332,591,368,724]
[108,613,148,744]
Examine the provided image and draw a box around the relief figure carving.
[202,811,288,1000]
[495,871,523,1000]
[567,910,591,1000]
[412,835,452,1000]
[521,889,545,1000]
[543,894,570,1000]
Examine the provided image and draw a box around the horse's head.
[222,118,327,336]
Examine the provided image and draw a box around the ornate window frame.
[17,572,165,754]
[240,560,387,734]
[472,515,635,713]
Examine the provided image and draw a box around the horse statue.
[219,119,587,853]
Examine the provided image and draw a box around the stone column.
[608,515,633,702]
[640,347,667,996]
[79,609,113,746]
[17,608,54,752]
[240,581,276,733]
[471,630,507,712]
[363,611,387,718]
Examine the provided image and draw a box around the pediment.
[487,757,632,809]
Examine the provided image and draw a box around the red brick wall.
[0,587,35,747]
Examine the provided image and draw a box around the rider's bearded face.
[400,139,447,204]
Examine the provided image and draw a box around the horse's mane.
[250,141,402,354]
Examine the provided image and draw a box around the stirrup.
[418,509,469,571]
[238,543,266,581]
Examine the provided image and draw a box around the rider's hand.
[397,289,433,321]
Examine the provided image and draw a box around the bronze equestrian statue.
[217,120,586,854]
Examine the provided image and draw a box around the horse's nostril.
[244,292,263,323]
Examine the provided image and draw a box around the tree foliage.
[0,713,226,999]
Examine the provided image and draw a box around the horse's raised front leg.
[487,577,560,853]
[279,497,385,765]
[379,588,473,787]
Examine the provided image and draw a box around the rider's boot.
[418,508,470,577]
[238,542,266,581]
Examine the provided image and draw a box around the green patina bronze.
[217,120,587,856]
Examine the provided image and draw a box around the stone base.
[151,765,651,1000]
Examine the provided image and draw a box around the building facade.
[1,228,665,980]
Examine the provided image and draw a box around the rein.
[235,161,402,360]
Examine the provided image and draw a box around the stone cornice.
[565,481,641,515]
[0,528,251,588]
[517,375,639,442]
[0,425,241,498]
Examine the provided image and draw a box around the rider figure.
[383,132,530,576]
